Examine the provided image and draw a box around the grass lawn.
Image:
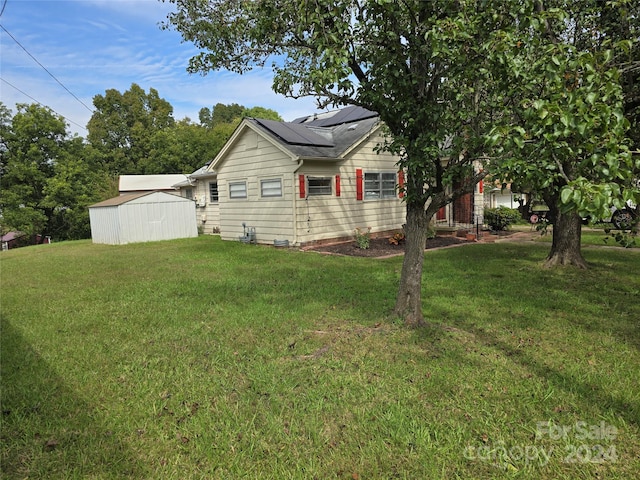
[1,237,638,479]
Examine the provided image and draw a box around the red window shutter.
[479,180,484,194]
[299,174,306,198]
[356,169,363,201]
[335,175,341,197]
[398,170,405,198]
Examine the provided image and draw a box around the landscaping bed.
[310,235,470,257]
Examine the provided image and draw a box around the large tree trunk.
[544,208,587,269]
[394,201,429,327]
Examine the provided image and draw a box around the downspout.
[292,158,305,246]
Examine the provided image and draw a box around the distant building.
[118,174,188,195]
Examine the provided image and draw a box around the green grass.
[1,237,639,479]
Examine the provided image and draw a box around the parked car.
[610,206,638,230]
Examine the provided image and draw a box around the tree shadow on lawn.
[0,318,143,478]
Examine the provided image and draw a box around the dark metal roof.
[253,118,335,147]
[249,112,380,160]
[292,106,378,127]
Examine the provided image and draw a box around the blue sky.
[0,0,320,135]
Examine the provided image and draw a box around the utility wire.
[0,23,95,113]
[0,0,8,18]
[1,77,88,132]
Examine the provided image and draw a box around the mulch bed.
[309,235,470,258]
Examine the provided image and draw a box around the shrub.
[484,206,521,231]
[354,227,371,249]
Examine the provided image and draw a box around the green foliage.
[87,83,176,175]
[199,103,282,129]
[354,226,371,249]
[486,1,639,227]
[0,104,114,240]
[484,206,521,231]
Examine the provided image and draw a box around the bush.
[354,227,371,249]
[484,206,521,231]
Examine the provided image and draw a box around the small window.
[229,181,247,199]
[184,188,194,200]
[209,182,219,202]
[308,177,332,196]
[365,172,396,199]
[261,178,282,198]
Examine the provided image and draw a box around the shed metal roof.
[89,191,191,208]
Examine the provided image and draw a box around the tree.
[0,104,66,238]
[163,0,516,325]
[43,139,115,240]
[146,118,233,174]
[0,104,113,241]
[486,1,638,267]
[87,83,175,175]
[199,103,282,128]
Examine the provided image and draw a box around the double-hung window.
[260,178,282,198]
[364,172,396,199]
[229,181,247,199]
[307,177,332,196]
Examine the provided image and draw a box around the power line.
[0,0,8,18]
[1,77,88,132]
[0,23,95,113]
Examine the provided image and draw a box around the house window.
[364,172,396,199]
[184,188,194,200]
[229,181,247,199]
[261,178,282,198]
[307,177,332,196]
[209,182,219,202]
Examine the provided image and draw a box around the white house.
[118,174,187,195]
[172,164,220,235]
[173,106,484,246]
[188,107,407,246]
[89,191,198,245]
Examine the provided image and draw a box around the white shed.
[89,191,198,245]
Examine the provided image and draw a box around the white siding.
[216,127,406,246]
[194,179,220,234]
[295,133,405,245]
[89,206,122,245]
[218,132,297,243]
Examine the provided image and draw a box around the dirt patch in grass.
[309,235,470,258]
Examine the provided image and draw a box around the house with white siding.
[193,107,407,246]
[172,164,220,235]
[175,106,483,246]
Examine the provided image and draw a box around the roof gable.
[210,106,382,171]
